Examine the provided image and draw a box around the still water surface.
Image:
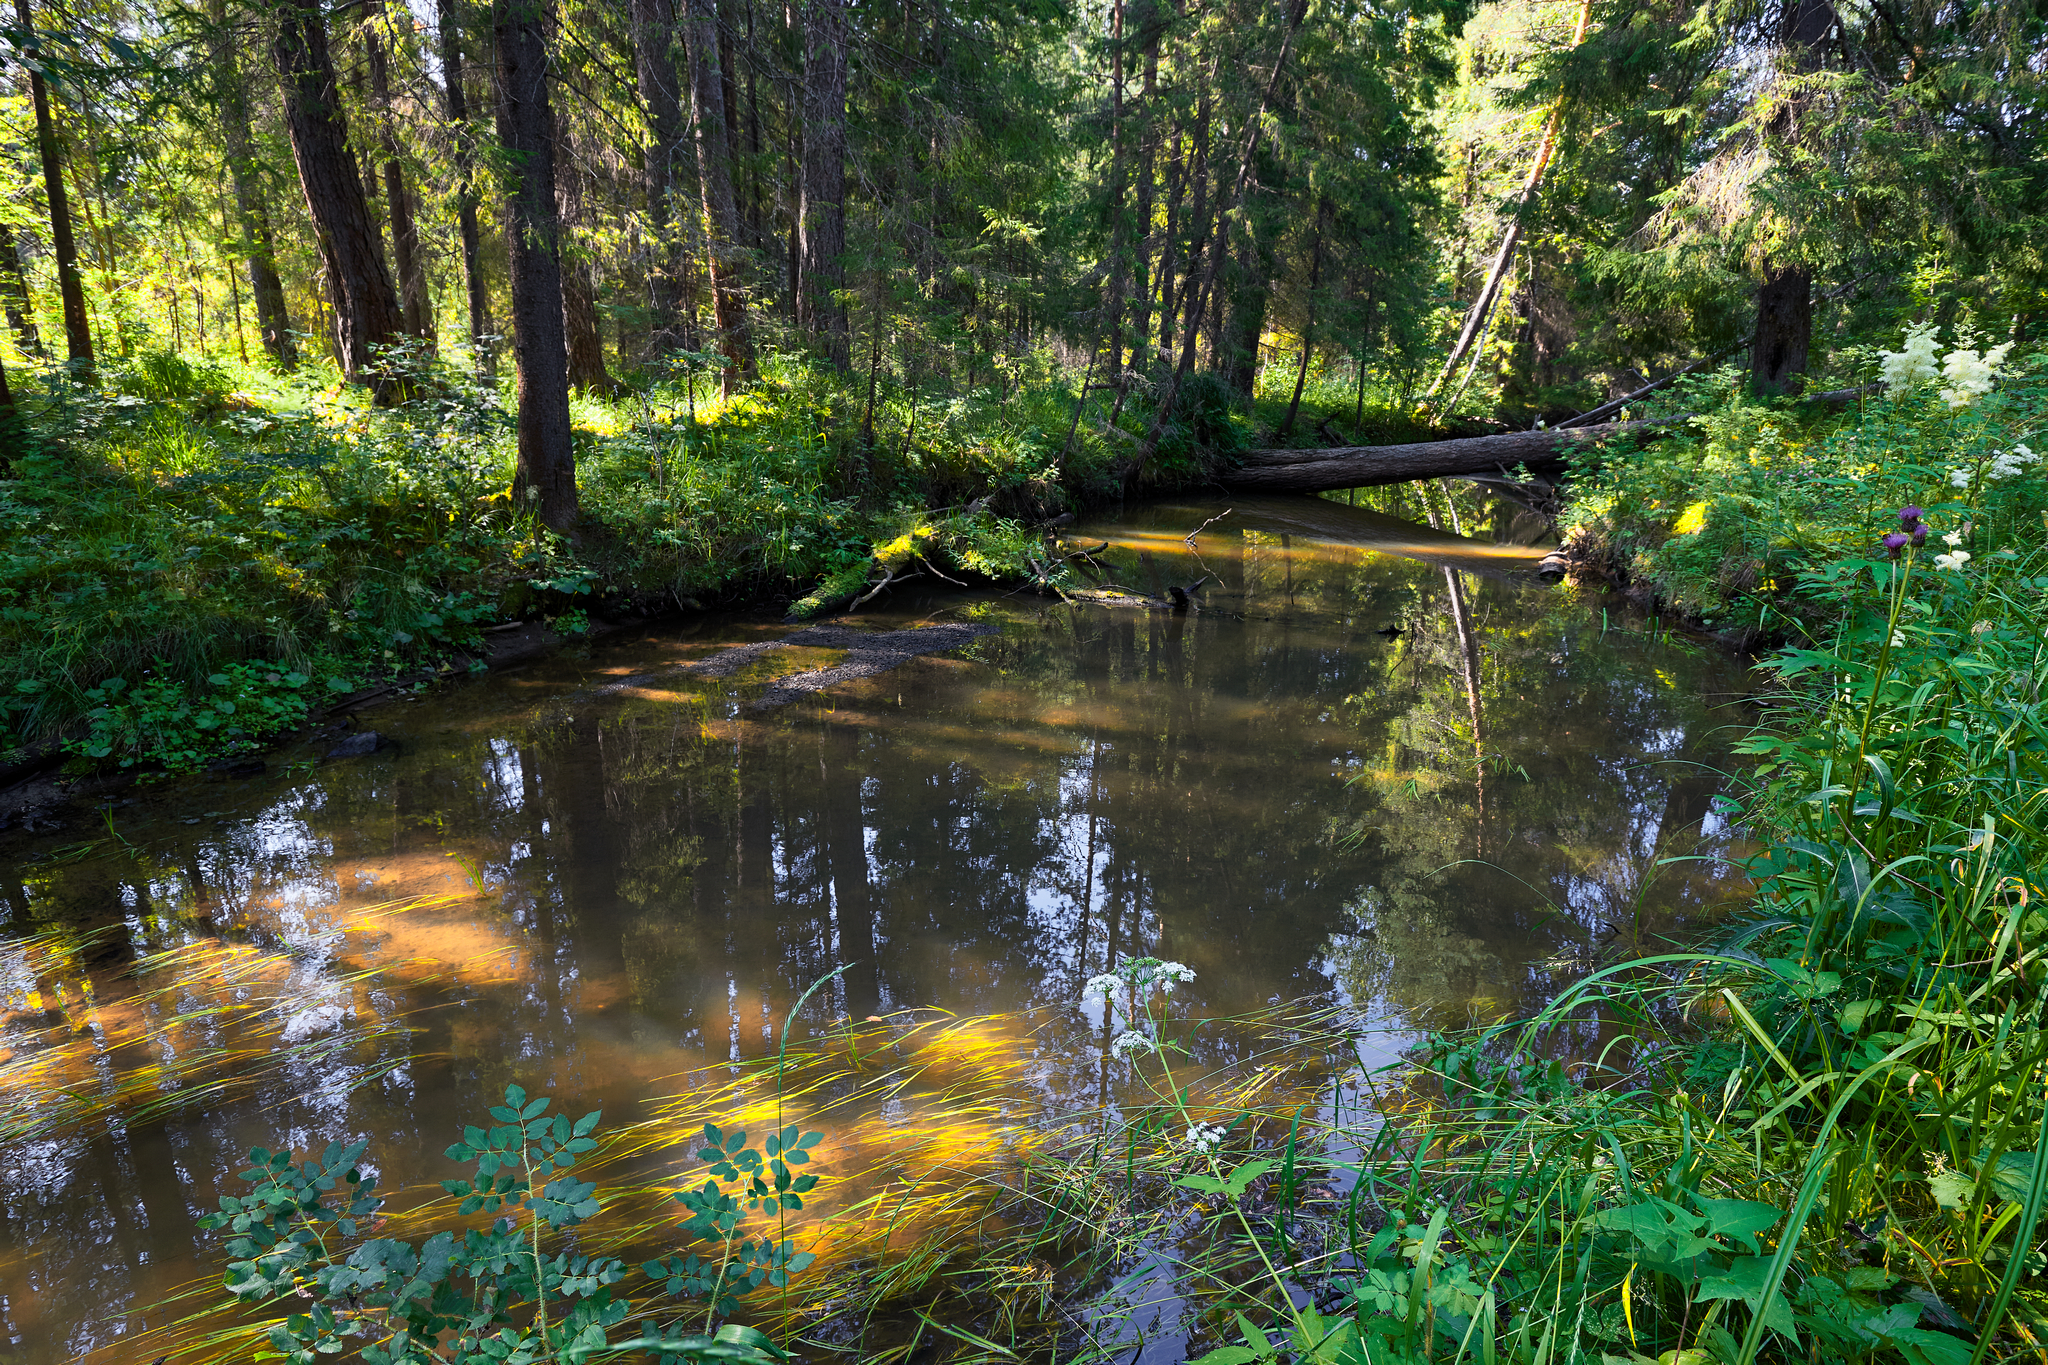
[0,496,1753,1361]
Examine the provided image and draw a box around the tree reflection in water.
[0,495,1751,1362]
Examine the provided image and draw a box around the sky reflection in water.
[0,495,1754,1362]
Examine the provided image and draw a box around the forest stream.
[0,495,1757,1363]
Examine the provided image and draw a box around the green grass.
[0,345,1179,772]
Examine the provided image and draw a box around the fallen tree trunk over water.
[1222,386,1870,495]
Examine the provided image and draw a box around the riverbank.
[1149,347,2048,1358]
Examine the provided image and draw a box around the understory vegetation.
[0,347,1296,771]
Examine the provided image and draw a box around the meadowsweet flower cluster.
[1939,342,2015,409]
[1877,320,2016,407]
[1933,549,1972,572]
[1878,321,1940,389]
[1185,1121,1226,1155]
[1949,443,2039,489]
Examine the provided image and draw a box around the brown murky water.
[0,495,1754,1362]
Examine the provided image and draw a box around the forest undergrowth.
[0,345,1366,774]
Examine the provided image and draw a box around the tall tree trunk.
[273,0,406,395]
[685,0,756,392]
[629,0,687,350]
[798,0,849,367]
[1750,268,1811,394]
[0,222,42,356]
[1135,2,1306,472]
[1750,0,1834,396]
[437,0,496,377]
[210,0,296,368]
[1424,0,1593,400]
[554,135,619,394]
[492,0,579,531]
[14,0,92,382]
[1278,198,1328,437]
[367,0,432,346]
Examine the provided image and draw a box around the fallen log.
[1223,386,1872,495]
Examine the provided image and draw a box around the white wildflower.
[1083,973,1122,1002]
[1950,467,1974,490]
[1933,550,1972,572]
[1942,530,1964,547]
[1186,1122,1227,1155]
[1110,1031,1156,1061]
[1937,341,2014,409]
[1153,961,1196,995]
[1985,444,2041,482]
[1878,320,1941,390]
[1889,631,1907,647]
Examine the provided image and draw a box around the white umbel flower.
[1110,1031,1156,1060]
[1933,550,1972,572]
[1186,1122,1227,1155]
[1082,973,1122,1002]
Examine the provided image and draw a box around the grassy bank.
[0,349,1274,775]
[1069,338,2048,1359]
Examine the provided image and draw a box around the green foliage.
[1562,349,2048,630]
[200,1084,804,1365]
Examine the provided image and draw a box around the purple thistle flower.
[1898,506,1924,527]
[1910,524,1928,547]
[1883,532,1910,558]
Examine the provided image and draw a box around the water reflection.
[0,495,1752,1362]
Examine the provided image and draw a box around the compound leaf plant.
[201,1084,822,1365]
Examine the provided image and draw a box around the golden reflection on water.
[0,494,1753,1362]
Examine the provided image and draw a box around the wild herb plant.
[200,1083,816,1365]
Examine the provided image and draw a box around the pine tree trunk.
[211,0,296,368]
[685,0,756,391]
[367,1,432,347]
[1751,262,1811,395]
[0,222,43,356]
[1279,198,1328,437]
[1748,0,1832,396]
[492,0,579,532]
[274,0,405,395]
[554,136,619,394]
[798,0,849,367]
[14,0,92,382]
[629,0,687,350]
[438,0,495,376]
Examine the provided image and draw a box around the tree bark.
[1278,198,1328,437]
[273,0,406,394]
[1748,0,1834,396]
[0,222,42,356]
[684,0,756,391]
[1225,421,1662,493]
[1134,2,1306,470]
[1750,265,1811,395]
[554,136,619,394]
[437,0,495,376]
[14,0,92,381]
[1226,387,1870,493]
[1424,0,1593,401]
[798,0,849,367]
[629,0,687,350]
[367,0,432,346]
[210,0,296,368]
[492,0,579,532]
